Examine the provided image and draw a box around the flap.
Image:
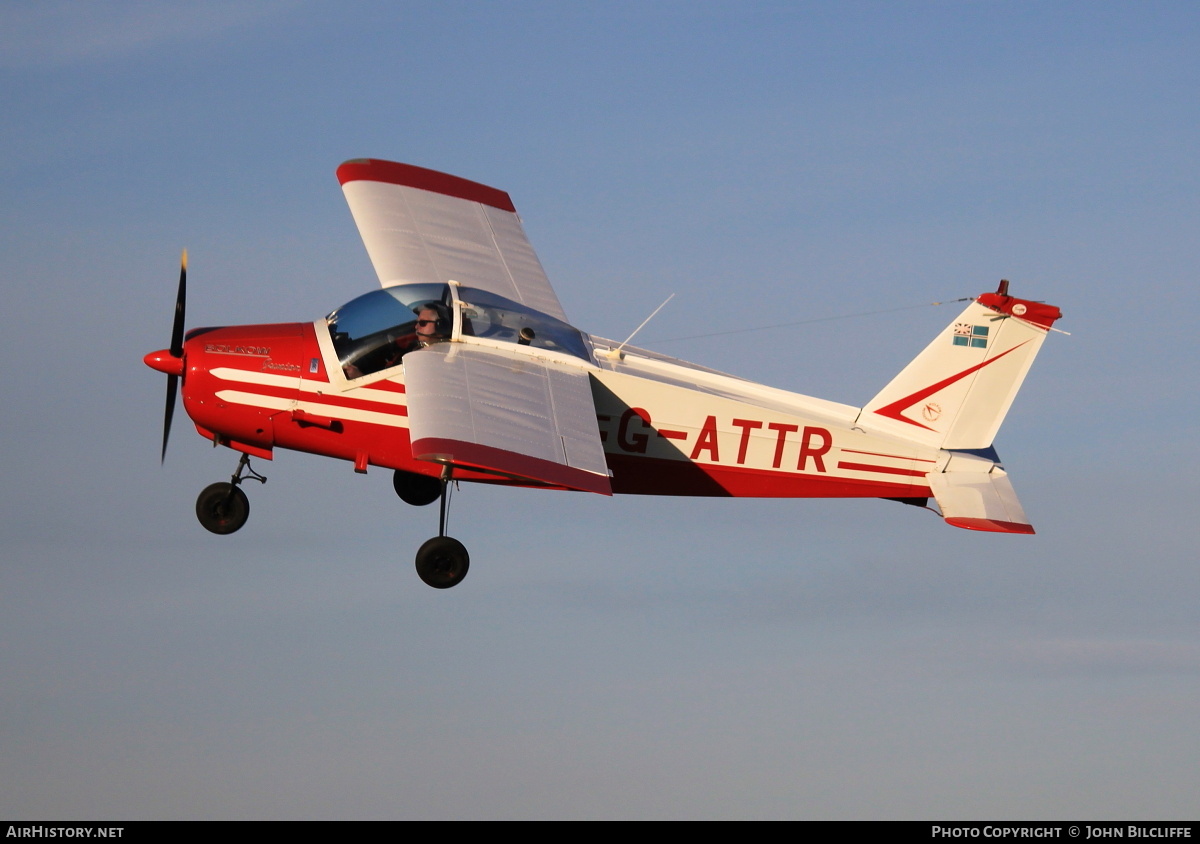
[337,159,569,323]
[403,343,611,495]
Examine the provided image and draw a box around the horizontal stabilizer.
[928,454,1034,534]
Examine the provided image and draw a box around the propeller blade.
[170,249,187,358]
[162,249,186,461]
[162,373,178,463]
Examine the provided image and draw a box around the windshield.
[326,283,450,378]
[325,283,591,378]
[457,286,589,360]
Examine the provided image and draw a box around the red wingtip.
[336,159,517,212]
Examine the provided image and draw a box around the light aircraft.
[144,158,1063,589]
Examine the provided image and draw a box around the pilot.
[384,302,450,361]
[413,303,450,346]
[342,302,451,380]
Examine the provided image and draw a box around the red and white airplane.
[144,159,1063,589]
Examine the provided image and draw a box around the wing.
[402,343,611,495]
[337,159,569,323]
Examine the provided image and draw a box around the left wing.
[337,159,569,323]
[403,343,611,495]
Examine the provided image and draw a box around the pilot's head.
[415,303,450,343]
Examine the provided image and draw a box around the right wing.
[402,343,611,495]
[337,159,569,323]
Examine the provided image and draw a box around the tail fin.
[858,282,1062,450]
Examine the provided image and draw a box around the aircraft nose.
[143,348,184,377]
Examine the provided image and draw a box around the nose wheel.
[195,453,266,535]
[414,466,470,588]
[196,482,250,534]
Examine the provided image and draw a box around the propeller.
[144,250,188,462]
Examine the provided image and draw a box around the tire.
[195,482,250,535]
[415,536,470,589]
[393,469,441,506]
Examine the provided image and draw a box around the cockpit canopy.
[326,283,590,378]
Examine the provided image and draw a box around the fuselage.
[160,305,939,501]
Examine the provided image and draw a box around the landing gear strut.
[195,453,266,535]
[414,466,470,588]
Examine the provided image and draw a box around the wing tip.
[336,158,517,212]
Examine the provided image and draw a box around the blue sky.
[2,1,1198,819]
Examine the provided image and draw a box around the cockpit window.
[457,286,589,360]
[326,283,449,378]
[326,283,590,379]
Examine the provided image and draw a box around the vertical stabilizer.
[859,284,1061,450]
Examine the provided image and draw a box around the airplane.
[144,158,1063,589]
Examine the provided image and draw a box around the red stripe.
[836,461,929,478]
[606,453,929,498]
[657,429,688,440]
[220,380,409,417]
[412,437,611,496]
[873,341,1029,430]
[359,379,406,394]
[336,159,517,212]
[213,381,297,402]
[840,448,937,463]
[305,386,409,415]
[323,396,408,417]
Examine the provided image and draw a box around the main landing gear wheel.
[393,469,441,506]
[415,536,470,589]
[195,482,250,534]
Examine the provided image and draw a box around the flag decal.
[953,323,989,349]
